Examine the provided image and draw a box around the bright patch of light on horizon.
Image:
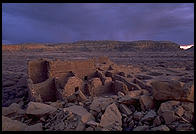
[180,44,194,50]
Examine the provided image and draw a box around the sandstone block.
[26,102,57,117]
[2,103,25,116]
[151,80,184,101]
[2,116,27,131]
[64,105,94,123]
[90,97,114,113]
[151,125,170,131]
[119,104,132,115]
[100,103,122,131]
[139,95,154,111]
[25,123,43,131]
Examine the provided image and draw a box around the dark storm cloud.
[2,3,194,44]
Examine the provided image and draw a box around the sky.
[2,3,194,44]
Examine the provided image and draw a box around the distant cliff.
[2,40,181,52]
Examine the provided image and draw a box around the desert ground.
[2,45,194,131]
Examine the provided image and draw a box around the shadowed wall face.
[28,59,49,84]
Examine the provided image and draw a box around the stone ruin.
[3,56,194,131]
[27,57,114,102]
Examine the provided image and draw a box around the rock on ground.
[2,116,28,131]
[90,97,114,113]
[139,95,154,111]
[25,123,43,131]
[151,125,170,131]
[151,80,184,101]
[181,82,194,102]
[133,125,149,131]
[119,104,132,115]
[2,103,25,116]
[141,110,157,124]
[100,103,122,131]
[64,105,94,123]
[26,102,57,116]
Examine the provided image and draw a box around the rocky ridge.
[2,40,182,52]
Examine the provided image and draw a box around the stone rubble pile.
[2,57,194,131]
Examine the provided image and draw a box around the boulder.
[141,89,150,96]
[67,89,87,102]
[135,74,153,80]
[112,74,141,90]
[161,111,178,124]
[139,95,154,111]
[49,101,63,109]
[64,105,94,123]
[2,116,27,131]
[175,123,194,131]
[183,111,194,123]
[133,125,149,131]
[100,103,122,131]
[141,110,157,123]
[25,123,43,131]
[119,104,132,115]
[153,116,162,126]
[157,101,180,124]
[133,111,144,121]
[90,97,114,113]
[86,120,99,127]
[2,103,25,116]
[151,125,170,131]
[63,76,83,97]
[181,82,194,102]
[112,80,129,94]
[118,95,139,106]
[133,78,151,90]
[85,127,94,131]
[158,100,180,115]
[75,121,86,131]
[181,102,194,114]
[174,106,185,117]
[26,102,57,117]
[151,80,184,101]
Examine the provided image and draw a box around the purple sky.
[2,3,194,44]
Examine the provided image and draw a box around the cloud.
[2,3,194,44]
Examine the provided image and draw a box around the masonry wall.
[27,57,112,102]
[48,59,97,89]
[28,59,49,84]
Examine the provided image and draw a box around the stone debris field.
[2,56,194,131]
